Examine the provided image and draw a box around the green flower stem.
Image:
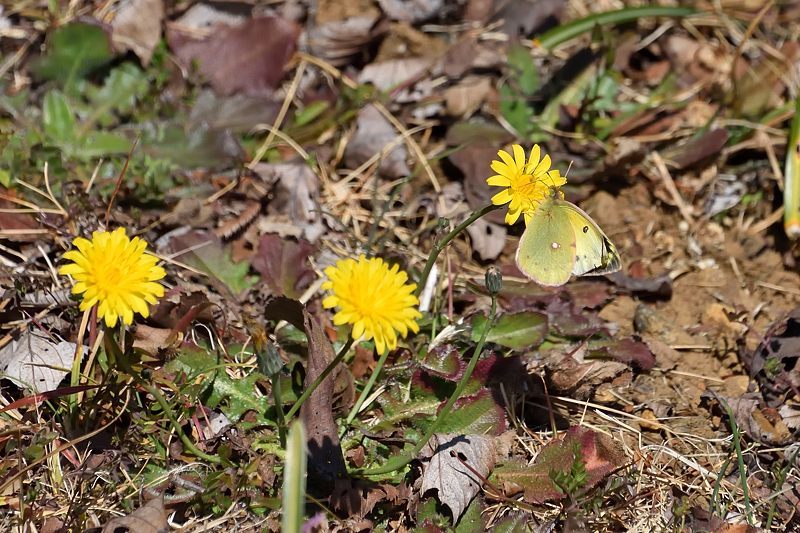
[104,329,222,465]
[414,204,501,298]
[272,374,287,448]
[535,6,696,50]
[342,347,388,433]
[357,293,498,476]
[285,336,356,420]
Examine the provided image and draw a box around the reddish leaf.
[252,234,316,299]
[587,337,656,371]
[494,426,626,503]
[168,16,299,96]
[0,385,97,414]
[419,344,465,381]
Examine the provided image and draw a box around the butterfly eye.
[582,226,589,233]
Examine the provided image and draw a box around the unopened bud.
[485,266,502,295]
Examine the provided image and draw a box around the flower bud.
[485,266,502,295]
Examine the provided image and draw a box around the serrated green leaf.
[33,22,115,86]
[166,348,270,423]
[434,389,505,435]
[471,311,547,350]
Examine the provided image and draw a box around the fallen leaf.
[450,143,506,225]
[465,217,506,261]
[171,3,246,29]
[743,306,800,407]
[703,391,792,445]
[168,16,300,96]
[494,426,625,503]
[0,191,40,242]
[101,497,168,533]
[252,234,316,299]
[662,128,729,169]
[188,90,281,133]
[544,347,632,401]
[444,75,491,117]
[492,0,564,37]
[0,331,75,393]
[331,478,410,519]
[252,161,325,242]
[607,271,673,298]
[358,57,434,92]
[345,104,410,179]
[378,0,444,23]
[308,15,382,66]
[586,337,656,371]
[302,309,348,496]
[420,433,495,521]
[111,0,164,65]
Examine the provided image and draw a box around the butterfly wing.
[515,198,577,286]
[559,200,621,276]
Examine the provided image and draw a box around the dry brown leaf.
[101,497,168,533]
[465,218,506,261]
[252,162,325,242]
[168,16,299,96]
[111,0,164,65]
[704,391,793,445]
[358,57,434,92]
[344,104,410,179]
[444,75,491,117]
[420,433,495,522]
[302,309,348,496]
[450,143,505,225]
[307,15,381,66]
[544,348,631,401]
[0,330,75,393]
[437,181,506,260]
[378,0,444,22]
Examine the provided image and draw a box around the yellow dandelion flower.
[58,227,166,328]
[487,144,566,225]
[321,255,421,355]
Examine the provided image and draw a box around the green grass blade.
[784,93,800,239]
[535,6,697,50]
[282,420,307,533]
[721,400,754,525]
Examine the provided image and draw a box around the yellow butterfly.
[515,192,621,287]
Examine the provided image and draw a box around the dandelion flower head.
[487,144,566,225]
[59,227,166,327]
[322,255,421,355]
